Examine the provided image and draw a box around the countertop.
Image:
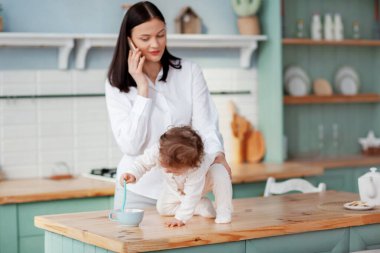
[0,176,115,205]
[35,191,380,253]
[0,162,323,205]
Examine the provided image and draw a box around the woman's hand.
[128,47,148,97]
[213,152,232,179]
[119,173,136,186]
[165,219,185,228]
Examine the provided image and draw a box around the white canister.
[324,13,334,40]
[334,13,344,41]
[311,14,322,40]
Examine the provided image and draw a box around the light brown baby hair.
[159,126,204,169]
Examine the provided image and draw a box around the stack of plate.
[334,66,360,95]
[284,66,311,96]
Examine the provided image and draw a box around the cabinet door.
[0,205,18,253]
[19,197,111,237]
[246,228,349,253]
[309,168,353,192]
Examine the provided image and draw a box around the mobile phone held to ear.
[128,37,137,51]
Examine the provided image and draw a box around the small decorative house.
[175,6,202,34]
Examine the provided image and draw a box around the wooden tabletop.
[0,176,114,205]
[231,162,323,183]
[35,191,380,253]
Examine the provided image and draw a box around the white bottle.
[334,13,344,41]
[324,13,334,40]
[311,14,322,40]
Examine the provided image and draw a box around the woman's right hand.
[128,48,148,97]
[119,173,136,186]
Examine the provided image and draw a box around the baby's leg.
[194,197,216,218]
[207,163,233,223]
[156,189,180,216]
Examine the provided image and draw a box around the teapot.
[358,167,380,206]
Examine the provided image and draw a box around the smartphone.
[128,37,137,51]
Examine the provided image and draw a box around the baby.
[120,126,232,227]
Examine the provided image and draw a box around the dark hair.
[159,126,205,169]
[107,1,182,93]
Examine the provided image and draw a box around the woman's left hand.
[213,152,232,179]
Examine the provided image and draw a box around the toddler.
[120,126,232,227]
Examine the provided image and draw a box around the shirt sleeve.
[105,80,152,155]
[125,144,160,181]
[190,64,224,154]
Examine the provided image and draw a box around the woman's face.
[130,18,166,63]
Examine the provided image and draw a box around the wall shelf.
[0,33,267,70]
[283,38,380,47]
[0,33,74,69]
[75,34,267,69]
[284,94,380,105]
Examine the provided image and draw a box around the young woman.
[106,1,231,209]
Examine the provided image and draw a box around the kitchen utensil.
[334,66,360,87]
[122,180,127,211]
[358,167,380,206]
[313,79,333,96]
[108,208,144,226]
[246,128,266,163]
[229,100,250,163]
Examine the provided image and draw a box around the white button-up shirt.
[105,60,224,200]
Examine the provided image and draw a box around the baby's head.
[159,126,204,174]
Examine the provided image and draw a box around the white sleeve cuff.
[131,95,152,116]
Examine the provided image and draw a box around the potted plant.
[231,0,262,35]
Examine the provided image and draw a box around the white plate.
[343,201,375,211]
[284,66,311,86]
[334,66,360,91]
[338,76,359,95]
[286,76,310,96]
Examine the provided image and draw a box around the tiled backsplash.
[0,68,257,179]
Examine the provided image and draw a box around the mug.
[108,209,144,226]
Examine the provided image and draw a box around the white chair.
[264,177,326,197]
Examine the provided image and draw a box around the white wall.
[0,68,257,179]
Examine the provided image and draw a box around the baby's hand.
[119,173,136,186]
[165,219,185,228]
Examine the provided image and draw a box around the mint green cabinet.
[43,225,380,253]
[0,196,113,253]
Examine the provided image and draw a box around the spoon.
[122,179,127,211]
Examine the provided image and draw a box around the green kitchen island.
[35,191,380,253]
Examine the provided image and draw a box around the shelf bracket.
[240,41,258,68]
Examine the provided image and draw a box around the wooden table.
[35,191,380,253]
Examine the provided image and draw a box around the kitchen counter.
[0,176,115,204]
[231,162,323,183]
[0,162,323,205]
[35,191,380,253]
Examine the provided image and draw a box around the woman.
[106,1,231,209]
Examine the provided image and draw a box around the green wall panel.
[19,235,44,253]
[246,228,349,253]
[258,0,283,162]
[0,204,18,253]
[20,197,110,237]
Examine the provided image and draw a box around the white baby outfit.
[125,143,233,224]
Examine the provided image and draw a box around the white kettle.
[358,167,380,206]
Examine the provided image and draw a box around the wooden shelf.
[284,94,380,105]
[289,154,380,169]
[283,38,380,46]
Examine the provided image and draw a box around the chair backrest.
[264,177,326,197]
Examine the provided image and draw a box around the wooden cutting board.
[246,129,266,163]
